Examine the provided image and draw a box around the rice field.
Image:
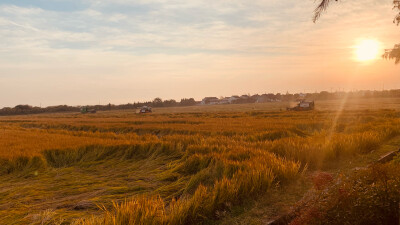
[1,99,400,224]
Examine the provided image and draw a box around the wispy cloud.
[0,0,399,107]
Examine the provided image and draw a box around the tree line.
[0,98,196,116]
[2,90,400,116]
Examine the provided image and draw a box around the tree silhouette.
[314,0,400,64]
[152,97,163,107]
[180,98,196,106]
[314,0,400,23]
[312,0,334,23]
[394,0,400,25]
[383,44,400,64]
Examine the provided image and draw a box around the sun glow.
[355,39,380,61]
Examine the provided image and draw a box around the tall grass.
[0,109,399,223]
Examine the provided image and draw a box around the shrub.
[291,164,400,225]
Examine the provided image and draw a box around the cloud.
[0,0,399,107]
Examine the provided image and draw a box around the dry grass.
[1,99,400,224]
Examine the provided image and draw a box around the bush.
[291,164,400,225]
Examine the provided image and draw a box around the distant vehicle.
[139,106,152,113]
[287,100,315,111]
[81,106,96,114]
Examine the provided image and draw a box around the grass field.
[1,98,400,224]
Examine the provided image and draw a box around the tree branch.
[313,0,337,23]
[383,44,400,64]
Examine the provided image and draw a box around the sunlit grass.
[0,106,399,224]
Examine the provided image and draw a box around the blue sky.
[0,0,400,107]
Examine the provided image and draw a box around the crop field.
[1,99,400,224]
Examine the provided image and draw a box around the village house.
[201,97,219,105]
[227,96,240,103]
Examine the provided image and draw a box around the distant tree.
[318,91,336,100]
[163,99,177,107]
[313,0,400,63]
[14,105,32,113]
[276,93,282,100]
[364,91,373,98]
[267,93,275,100]
[152,97,163,107]
[180,98,196,106]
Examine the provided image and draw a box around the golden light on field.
[355,39,380,61]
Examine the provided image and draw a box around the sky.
[0,0,400,107]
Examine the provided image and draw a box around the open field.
[1,98,400,224]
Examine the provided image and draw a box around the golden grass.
[0,104,399,224]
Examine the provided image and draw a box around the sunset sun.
[355,39,380,61]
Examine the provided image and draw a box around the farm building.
[201,97,219,105]
[227,96,240,103]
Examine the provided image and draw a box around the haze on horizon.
[1,0,400,108]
